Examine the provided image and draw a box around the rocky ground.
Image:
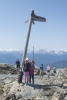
[0,68,67,100]
[0,64,17,74]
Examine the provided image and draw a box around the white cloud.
[0,48,21,52]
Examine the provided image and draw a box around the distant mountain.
[0,51,22,65]
[0,50,67,69]
[52,60,67,69]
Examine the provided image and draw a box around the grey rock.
[5,94,17,100]
[64,96,67,100]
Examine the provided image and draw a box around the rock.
[52,96,59,100]
[0,85,4,94]
[4,79,12,84]
[64,90,67,96]
[59,93,64,100]
[52,90,65,100]
[64,96,67,100]
[39,90,50,97]
[16,94,22,99]
[1,68,67,100]
[34,67,40,75]
[35,96,49,100]
[49,87,56,96]
[52,94,64,100]
[17,89,21,92]
[5,94,17,100]
[63,83,67,88]
[0,63,17,74]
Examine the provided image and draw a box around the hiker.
[23,58,31,85]
[40,64,44,78]
[16,59,20,71]
[29,60,35,85]
[46,65,50,73]
[53,66,56,73]
[18,67,23,84]
[46,65,50,77]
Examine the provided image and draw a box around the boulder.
[63,83,67,88]
[0,63,17,74]
[64,96,67,100]
[34,67,40,75]
[52,96,59,100]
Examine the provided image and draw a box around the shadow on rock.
[29,84,51,91]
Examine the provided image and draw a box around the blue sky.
[0,0,67,52]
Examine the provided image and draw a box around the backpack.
[18,69,23,83]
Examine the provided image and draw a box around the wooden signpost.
[21,10,46,67]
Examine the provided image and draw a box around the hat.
[25,58,29,62]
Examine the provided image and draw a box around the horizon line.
[0,48,67,54]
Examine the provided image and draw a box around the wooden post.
[21,11,33,67]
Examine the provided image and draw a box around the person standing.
[29,60,35,85]
[53,66,56,73]
[46,65,50,77]
[40,64,44,78]
[16,59,20,68]
[23,58,30,85]
[46,65,50,72]
[16,59,20,72]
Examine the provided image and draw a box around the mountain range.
[0,50,67,69]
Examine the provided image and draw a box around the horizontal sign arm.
[31,10,46,22]
[32,16,46,22]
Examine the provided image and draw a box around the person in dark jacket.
[23,58,30,84]
[16,59,20,69]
